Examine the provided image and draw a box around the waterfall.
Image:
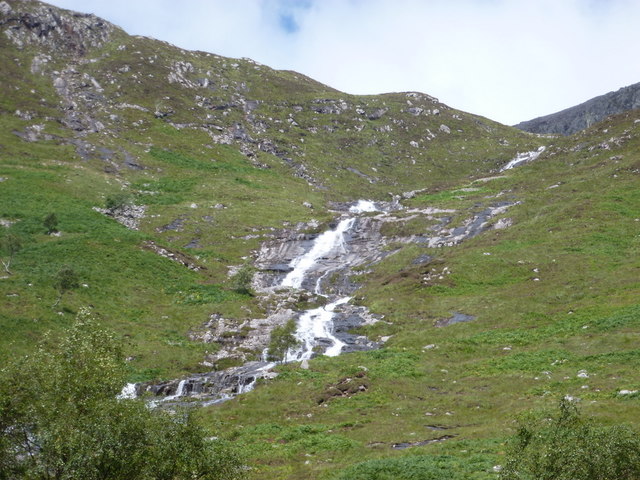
[500,146,546,171]
[282,201,379,361]
[281,218,355,289]
[126,200,380,406]
[164,379,187,401]
[117,382,137,400]
[236,361,276,394]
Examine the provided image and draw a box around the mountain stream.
[121,200,382,405]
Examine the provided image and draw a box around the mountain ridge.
[515,81,640,135]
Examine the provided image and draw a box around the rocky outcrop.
[515,82,640,135]
[1,0,115,54]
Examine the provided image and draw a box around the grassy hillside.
[200,111,640,479]
[1,1,639,479]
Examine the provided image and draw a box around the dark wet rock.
[142,241,204,271]
[122,150,143,170]
[156,217,185,232]
[368,108,388,120]
[184,239,201,249]
[264,263,294,273]
[435,312,476,327]
[142,361,277,404]
[392,435,455,450]
[412,254,433,265]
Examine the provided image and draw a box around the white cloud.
[45,0,640,124]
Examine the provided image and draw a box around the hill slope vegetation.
[1,1,639,479]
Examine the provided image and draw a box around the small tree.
[104,192,132,212]
[267,319,300,362]
[500,398,640,480]
[231,263,255,295]
[53,265,80,307]
[0,233,21,274]
[43,212,58,234]
[0,308,243,480]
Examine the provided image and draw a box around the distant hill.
[515,82,640,135]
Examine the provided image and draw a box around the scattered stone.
[439,124,451,134]
[618,390,638,396]
[94,204,145,230]
[142,241,204,272]
[156,217,185,232]
[412,254,433,265]
[317,370,369,404]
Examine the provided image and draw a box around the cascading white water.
[500,146,546,171]
[285,297,350,361]
[282,201,379,361]
[117,382,137,400]
[164,379,187,401]
[236,362,276,394]
[122,200,380,405]
[281,218,355,289]
[349,199,378,213]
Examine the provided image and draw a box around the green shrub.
[267,319,299,362]
[0,308,243,480]
[500,398,640,480]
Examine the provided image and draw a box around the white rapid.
[281,217,355,289]
[282,200,379,361]
[164,379,187,402]
[500,146,546,171]
[117,382,137,400]
[127,200,380,406]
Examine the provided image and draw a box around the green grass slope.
[1,1,639,479]
[199,111,640,479]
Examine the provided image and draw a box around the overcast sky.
[47,0,640,125]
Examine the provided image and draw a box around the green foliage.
[230,264,255,295]
[500,399,640,480]
[267,319,300,362]
[43,212,58,234]
[0,308,243,480]
[53,265,80,307]
[0,233,21,274]
[104,192,132,212]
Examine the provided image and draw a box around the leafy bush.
[43,212,58,234]
[500,398,640,480]
[104,192,132,211]
[230,263,255,295]
[267,319,300,362]
[0,309,243,480]
[53,265,80,307]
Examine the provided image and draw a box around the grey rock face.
[515,82,640,135]
[1,1,114,54]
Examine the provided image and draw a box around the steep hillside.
[0,0,538,377]
[515,81,640,135]
[1,2,639,480]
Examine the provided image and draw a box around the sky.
[47,0,640,125]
